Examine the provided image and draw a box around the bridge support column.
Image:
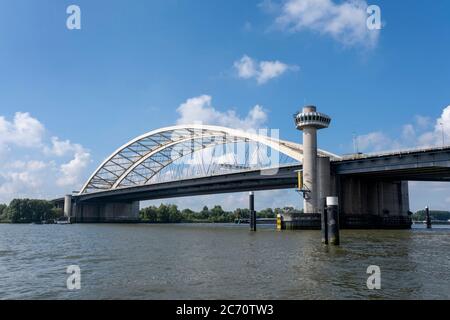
[73,201,140,223]
[302,126,318,213]
[64,195,72,218]
[318,157,331,243]
[338,177,411,229]
[318,157,331,211]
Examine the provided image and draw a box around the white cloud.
[414,115,431,130]
[176,95,268,130]
[0,112,45,151]
[435,105,450,142]
[355,131,392,152]
[45,137,82,157]
[0,112,91,203]
[355,105,450,153]
[272,0,379,48]
[235,55,257,79]
[234,55,298,84]
[57,148,90,187]
[44,136,91,187]
[0,160,50,200]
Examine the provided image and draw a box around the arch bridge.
[61,124,450,228]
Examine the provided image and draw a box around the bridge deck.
[72,146,450,203]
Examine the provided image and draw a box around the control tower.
[294,106,331,213]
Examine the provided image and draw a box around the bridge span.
[74,146,450,202]
[56,108,450,229]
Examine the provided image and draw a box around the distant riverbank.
[1,198,450,225]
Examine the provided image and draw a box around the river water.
[0,223,449,300]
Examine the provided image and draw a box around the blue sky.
[0,0,449,211]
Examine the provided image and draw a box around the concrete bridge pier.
[318,157,331,242]
[318,157,332,214]
[64,195,73,218]
[71,200,140,223]
[338,177,411,229]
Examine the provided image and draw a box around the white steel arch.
[80,124,340,194]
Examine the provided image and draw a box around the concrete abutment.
[64,198,140,223]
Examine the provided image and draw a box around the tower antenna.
[352,132,359,154]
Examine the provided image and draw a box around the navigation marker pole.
[249,192,256,231]
[425,206,432,229]
[321,198,328,244]
[327,197,340,245]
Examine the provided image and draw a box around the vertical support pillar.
[318,156,331,240]
[249,192,256,231]
[321,197,328,244]
[64,195,72,218]
[302,126,318,213]
[425,206,432,229]
[327,196,340,245]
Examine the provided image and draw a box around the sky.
[0,0,449,211]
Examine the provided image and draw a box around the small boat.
[56,217,71,225]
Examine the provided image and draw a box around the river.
[0,223,449,299]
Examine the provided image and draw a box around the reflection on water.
[0,223,449,299]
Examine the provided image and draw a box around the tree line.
[139,204,288,223]
[412,210,450,221]
[1,199,449,224]
[0,199,63,223]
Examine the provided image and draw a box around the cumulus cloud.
[176,95,268,130]
[57,148,91,187]
[0,112,45,151]
[355,105,450,153]
[0,160,50,201]
[355,131,393,152]
[0,112,91,203]
[234,55,298,84]
[271,0,379,48]
[45,137,80,157]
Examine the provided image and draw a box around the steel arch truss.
[80,125,340,194]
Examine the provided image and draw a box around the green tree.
[8,199,27,223]
[211,205,224,216]
[156,204,169,222]
[200,206,210,219]
[210,205,225,222]
[140,206,158,222]
[413,210,450,221]
[50,207,64,220]
[7,199,54,223]
[181,208,195,221]
[0,204,8,222]
[234,208,250,219]
[258,208,275,218]
[168,204,182,223]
